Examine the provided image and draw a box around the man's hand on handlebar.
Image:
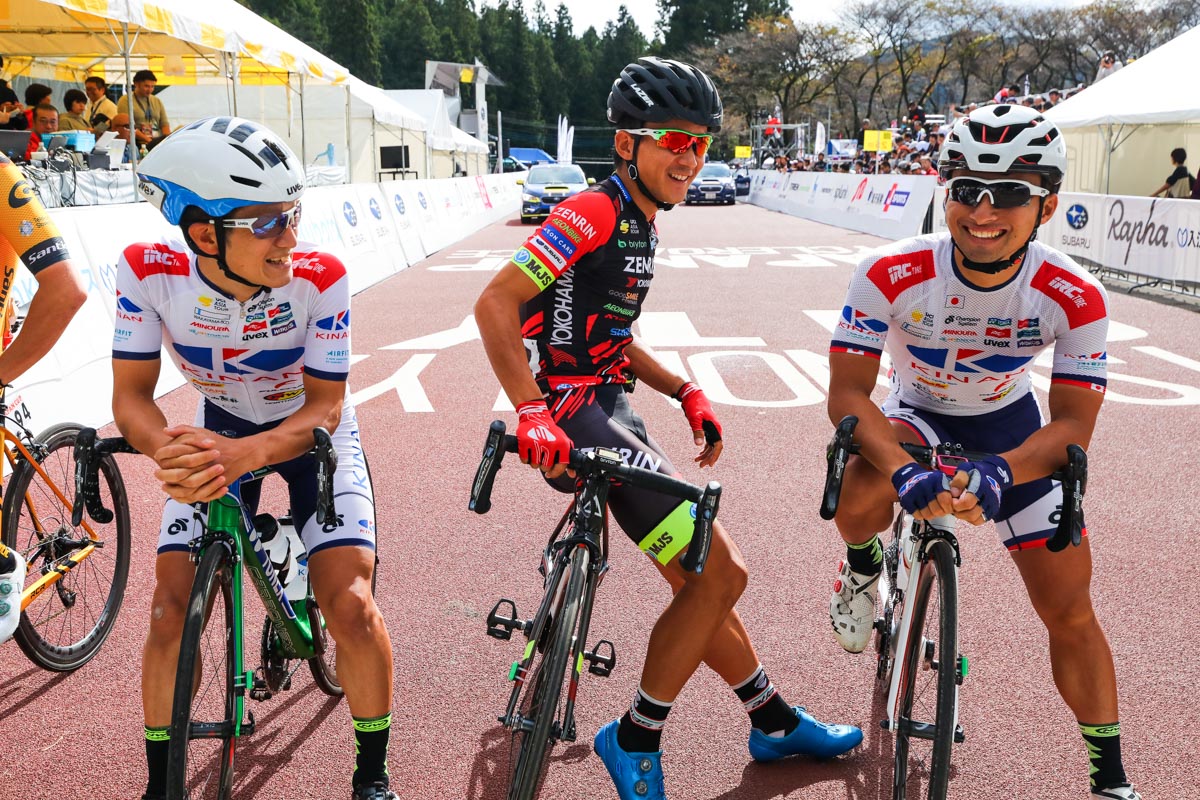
[516,400,575,480]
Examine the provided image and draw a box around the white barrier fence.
[930,188,1200,286]
[745,170,937,240]
[6,173,524,434]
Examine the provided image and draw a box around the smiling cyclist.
[115,118,396,800]
[475,57,861,800]
[826,104,1140,800]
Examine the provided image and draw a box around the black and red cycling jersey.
[513,174,656,393]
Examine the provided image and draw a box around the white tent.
[1046,25,1200,195]
[1,0,430,182]
[386,89,488,177]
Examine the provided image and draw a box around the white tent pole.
[345,84,352,183]
[1105,123,1113,194]
[495,110,503,174]
[231,53,239,117]
[299,72,308,167]
[122,20,139,195]
[372,113,378,182]
[286,73,293,138]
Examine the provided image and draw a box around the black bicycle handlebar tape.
[680,482,721,574]
[820,415,859,521]
[469,420,511,514]
[1046,444,1088,553]
[312,427,338,526]
[71,430,139,526]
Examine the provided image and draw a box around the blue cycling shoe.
[748,706,863,762]
[594,719,666,799]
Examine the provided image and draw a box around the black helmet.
[608,57,723,132]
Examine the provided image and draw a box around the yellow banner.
[863,130,893,153]
[734,145,752,159]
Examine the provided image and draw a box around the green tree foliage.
[237,0,329,52]
[325,0,382,83]
[377,0,441,89]
[656,0,789,55]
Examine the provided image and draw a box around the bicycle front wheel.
[3,422,130,671]
[508,544,588,800]
[892,538,958,800]
[166,545,238,800]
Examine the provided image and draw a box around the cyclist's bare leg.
[309,546,393,716]
[636,520,748,702]
[833,421,926,544]
[651,543,758,684]
[142,551,197,727]
[1011,539,1118,722]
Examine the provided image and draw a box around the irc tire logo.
[342,201,358,226]
[1066,204,1088,230]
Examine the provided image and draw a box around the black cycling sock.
[616,687,672,753]
[144,726,170,800]
[1080,721,1127,789]
[732,666,798,736]
[846,535,883,576]
[352,713,391,788]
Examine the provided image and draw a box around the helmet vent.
[230,143,265,169]
[230,175,263,188]
[978,153,1000,164]
[994,104,1012,116]
[210,117,233,134]
[228,123,257,143]
[1017,154,1044,164]
[261,141,289,168]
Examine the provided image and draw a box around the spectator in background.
[1150,148,1193,198]
[109,112,136,163]
[0,86,26,130]
[814,151,828,172]
[84,76,118,133]
[22,83,52,127]
[25,103,58,159]
[907,101,926,128]
[1045,88,1062,109]
[116,70,171,146]
[1096,51,1122,82]
[992,84,1020,104]
[59,89,90,131]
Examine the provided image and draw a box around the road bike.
[0,390,130,671]
[470,419,722,800]
[74,427,354,800]
[820,414,1087,799]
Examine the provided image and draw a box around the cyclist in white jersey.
[826,105,1140,800]
[113,118,396,800]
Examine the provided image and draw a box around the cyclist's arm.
[995,383,1101,485]
[234,374,344,469]
[827,351,915,476]
[475,261,544,406]
[0,261,87,385]
[624,337,688,395]
[111,355,173,456]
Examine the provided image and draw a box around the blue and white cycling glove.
[957,455,1013,521]
[891,462,950,515]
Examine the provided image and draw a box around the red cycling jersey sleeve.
[509,190,619,291]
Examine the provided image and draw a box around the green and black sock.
[1080,721,1128,790]
[352,712,392,789]
[732,665,798,737]
[846,534,883,576]
[144,726,170,800]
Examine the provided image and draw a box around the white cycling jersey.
[831,233,1109,416]
[112,238,352,424]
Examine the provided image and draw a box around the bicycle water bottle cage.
[584,639,616,677]
[486,598,524,640]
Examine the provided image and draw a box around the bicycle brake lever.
[681,482,721,574]
[470,420,509,514]
[820,416,858,521]
[313,428,337,526]
[71,428,98,527]
[1047,444,1087,553]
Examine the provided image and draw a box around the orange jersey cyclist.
[0,155,87,644]
[475,57,862,800]
[113,118,397,800]
[826,104,1140,800]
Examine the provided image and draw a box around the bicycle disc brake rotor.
[260,616,293,692]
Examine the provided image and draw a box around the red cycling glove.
[675,382,723,444]
[516,400,573,469]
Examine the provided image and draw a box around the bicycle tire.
[3,422,130,671]
[507,544,588,800]
[892,538,957,800]
[308,445,377,695]
[166,545,237,800]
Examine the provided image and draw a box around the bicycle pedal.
[486,598,521,640]
[954,724,965,743]
[250,676,273,701]
[562,719,577,742]
[584,639,616,677]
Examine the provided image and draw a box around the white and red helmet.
[938,104,1067,191]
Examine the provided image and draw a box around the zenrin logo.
[1066,204,1088,230]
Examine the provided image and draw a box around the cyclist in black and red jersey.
[475,58,862,800]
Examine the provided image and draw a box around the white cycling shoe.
[829,560,878,654]
[1092,784,1142,800]
[0,550,27,644]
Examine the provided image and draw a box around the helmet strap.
[180,218,268,290]
[626,136,675,212]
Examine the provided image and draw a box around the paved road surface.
[3,201,1197,799]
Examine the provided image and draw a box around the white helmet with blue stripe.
[137,116,305,225]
